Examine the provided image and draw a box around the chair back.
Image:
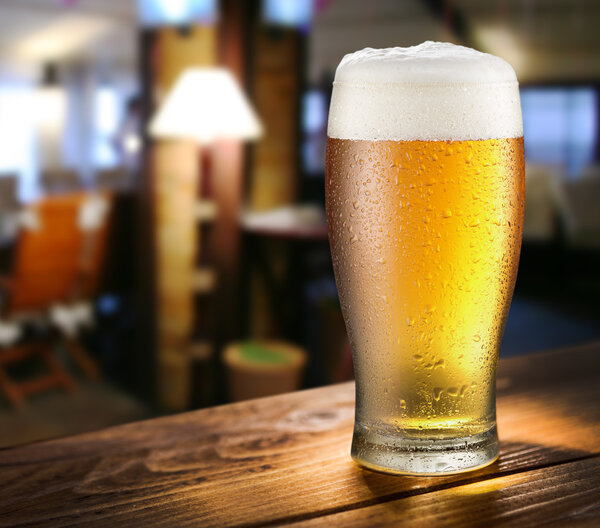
[8,192,112,314]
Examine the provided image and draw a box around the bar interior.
[0,1,598,524]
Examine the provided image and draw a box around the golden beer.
[326,42,525,474]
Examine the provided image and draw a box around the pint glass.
[326,42,525,475]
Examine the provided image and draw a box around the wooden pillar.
[153,140,198,409]
[245,25,305,339]
[248,27,303,211]
[144,26,216,410]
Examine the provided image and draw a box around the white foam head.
[328,41,523,141]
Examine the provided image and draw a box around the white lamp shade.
[149,68,263,143]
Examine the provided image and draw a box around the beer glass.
[326,42,524,475]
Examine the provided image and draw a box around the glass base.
[351,423,499,476]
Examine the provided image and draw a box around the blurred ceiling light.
[123,133,142,155]
[474,26,526,74]
[35,64,66,126]
[138,0,217,27]
[263,0,314,28]
[35,63,67,170]
[14,14,115,60]
[149,68,263,144]
[35,88,66,125]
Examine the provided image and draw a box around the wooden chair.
[50,192,113,380]
[0,192,112,407]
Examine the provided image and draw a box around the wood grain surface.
[0,342,599,527]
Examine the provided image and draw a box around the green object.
[239,342,291,365]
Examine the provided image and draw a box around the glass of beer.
[326,42,524,475]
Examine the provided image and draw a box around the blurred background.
[0,0,598,447]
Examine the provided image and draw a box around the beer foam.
[328,42,523,141]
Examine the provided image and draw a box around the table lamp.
[149,67,262,143]
[147,67,262,410]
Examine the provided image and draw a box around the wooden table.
[1,342,599,527]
